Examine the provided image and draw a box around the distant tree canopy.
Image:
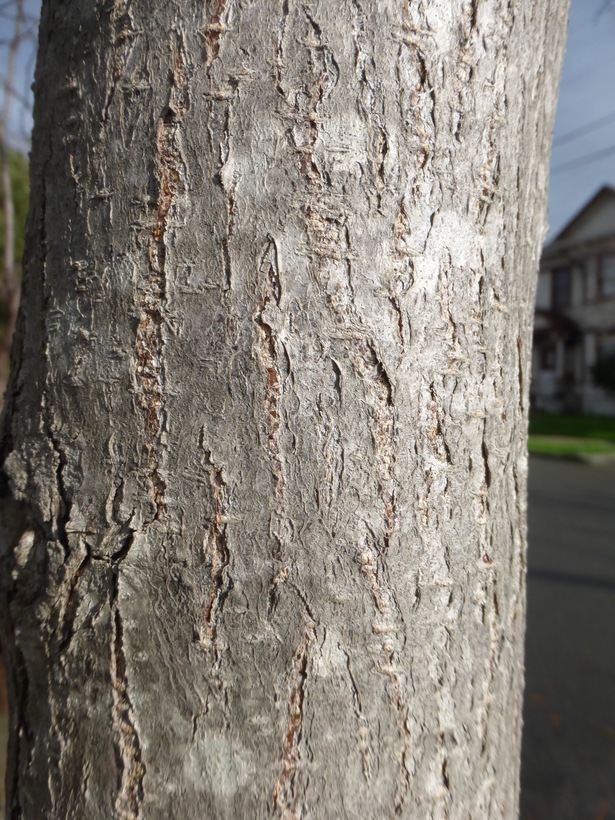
[0,148,29,330]
[0,149,29,273]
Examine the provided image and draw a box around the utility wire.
[551,142,615,174]
[553,111,615,147]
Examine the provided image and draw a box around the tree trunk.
[0,1,568,817]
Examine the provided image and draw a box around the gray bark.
[0,1,568,817]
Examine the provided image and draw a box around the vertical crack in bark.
[358,541,411,811]
[375,125,388,211]
[517,335,525,412]
[202,0,228,70]
[286,11,399,545]
[355,343,397,547]
[343,648,372,781]
[211,77,240,339]
[201,450,232,650]
[137,32,189,519]
[42,402,71,559]
[41,157,71,558]
[275,0,290,97]
[321,409,344,538]
[254,235,292,612]
[272,625,315,817]
[220,160,235,296]
[477,421,501,760]
[288,12,399,545]
[100,0,136,126]
[476,417,490,536]
[475,117,501,226]
[428,382,452,464]
[283,14,411,806]
[479,567,502,758]
[391,202,413,347]
[396,21,435,175]
[255,235,284,500]
[1,507,42,817]
[57,539,91,652]
[481,427,491,490]
[110,578,145,819]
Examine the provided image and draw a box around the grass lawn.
[528,435,615,457]
[528,414,615,458]
[529,414,615,443]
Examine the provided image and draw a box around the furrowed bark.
[0,1,568,817]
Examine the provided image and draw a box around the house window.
[600,255,615,298]
[600,333,615,358]
[540,342,556,371]
[552,267,572,309]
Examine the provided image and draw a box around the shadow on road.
[521,456,615,820]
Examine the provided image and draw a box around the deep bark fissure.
[202,0,228,70]
[201,450,232,648]
[100,1,136,126]
[57,542,91,651]
[343,648,372,781]
[275,0,290,98]
[517,335,525,413]
[110,575,146,820]
[281,16,416,802]
[358,539,411,811]
[138,32,190,521]
[39,141,73,559]
[272,625,315,817]
[255,234,285,499]
[42,409,71,558]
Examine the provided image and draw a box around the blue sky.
[1,0,614,242]
[0,0,39,148]
[548,0,615,238]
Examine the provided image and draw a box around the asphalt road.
[521,456,615,820]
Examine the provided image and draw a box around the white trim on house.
[532,186,615,415]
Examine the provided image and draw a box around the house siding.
[532,187,615,415]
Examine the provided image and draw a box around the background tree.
[0,1,568,817]
[0,7,34,807]
[0,0,36,397]
[0,149,29,379]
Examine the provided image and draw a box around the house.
[532,186,615,415]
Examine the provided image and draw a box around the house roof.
[545,186,615,254]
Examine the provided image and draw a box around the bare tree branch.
[595,0,615,21]
[0,0,24,397]
[0,75,32,110]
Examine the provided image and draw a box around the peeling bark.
[0,1,568,817]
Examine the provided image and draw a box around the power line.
[553,111,615,147]
[551,142,615,174]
